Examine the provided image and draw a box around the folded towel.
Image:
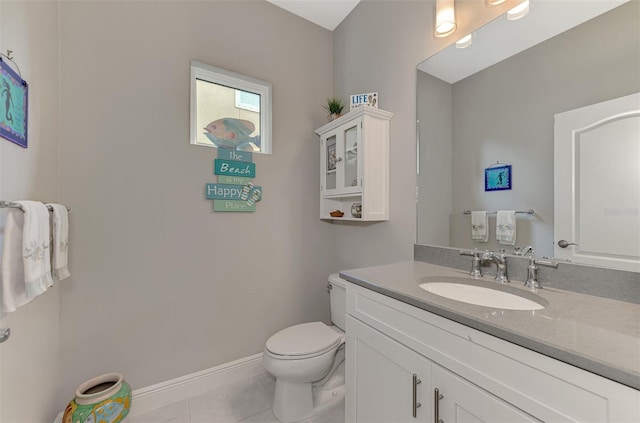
[471,211,488,242]
[496,210,517,245]
[47,203,70,280]
[1,201,53,314]
[2,208,32,313]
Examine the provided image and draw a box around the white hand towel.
[1,208,32,313]
[47,203,70,280]
[1,201,53,314]
[496,210,517,245]
[19,201,53,298]
[471,211,488,242]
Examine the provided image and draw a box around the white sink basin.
[419,281,546,311]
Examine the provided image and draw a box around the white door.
[432,364,541,423]
[554,93,640,271]
[346,316,430,423]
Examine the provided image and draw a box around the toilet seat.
[266,322,341,359]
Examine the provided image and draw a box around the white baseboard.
[129,352,266,416]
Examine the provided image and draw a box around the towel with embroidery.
[1,201,53,314]
[471,211,488,242]
[47,203,70,280]
[496,210,517,245]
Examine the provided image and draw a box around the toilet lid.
[266,322,341,357]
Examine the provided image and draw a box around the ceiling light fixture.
[456,33,473,49]
[485,0,506,5]
[435,0,457,38]
[507,0,530,21]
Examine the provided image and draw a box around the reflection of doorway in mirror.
[554,92,640,272]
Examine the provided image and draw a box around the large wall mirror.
[416,0,639,270]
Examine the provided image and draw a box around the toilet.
[263,274,347,423]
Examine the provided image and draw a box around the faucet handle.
[515,245,534,256]
[534,258,558,268]
[459,249,483,278]
[524,257,558,289]
[459,249,480,258]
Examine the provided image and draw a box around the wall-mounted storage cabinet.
[315,107,393,221]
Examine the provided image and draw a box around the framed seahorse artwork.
[485,164,512,191]
[0,57,28,148]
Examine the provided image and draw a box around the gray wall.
[417,71,452,247]
[332,0,514,270]
[449,1,640,256]
[58,1,334,396]
[0,1,61,421]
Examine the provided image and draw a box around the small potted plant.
[323,97,345,122]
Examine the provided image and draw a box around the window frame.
[190,60,272,154]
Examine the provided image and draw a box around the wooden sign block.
[213,200,256,212]
[217,149,253,163]
[214,159,256,178]
[218,175,253,185]
[206,183,262,200]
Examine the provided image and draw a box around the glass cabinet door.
[321,119,362,195]
[343,124,359,190]
[325,134,337,191]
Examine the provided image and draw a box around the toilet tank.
[328,273,347,331]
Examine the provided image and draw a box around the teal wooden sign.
[213,200,256,212]
[217,149,253,163]
[218,175,253,185]
[214,159,256,178]
[206,183,262,201]
[206,151,262,213]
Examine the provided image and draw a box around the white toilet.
[263,274,347,423]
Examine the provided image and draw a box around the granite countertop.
[340,261,640,391]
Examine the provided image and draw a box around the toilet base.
[272,361,345,423]
[272,379,313,423]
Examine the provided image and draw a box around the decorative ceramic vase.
[327,113,341,122]
[63,373,131,423]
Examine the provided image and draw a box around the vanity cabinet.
[315,107,392,221]
[347,316,431,422]
[348,316,537,423]
[345,283,640,423]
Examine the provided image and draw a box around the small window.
[190,61,272,154]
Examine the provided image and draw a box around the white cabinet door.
[346,316,430,423]
[320,118,362,196]
[432,364,540,423]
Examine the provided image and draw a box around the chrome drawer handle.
[434,387,444,423]
[412,373,422,418]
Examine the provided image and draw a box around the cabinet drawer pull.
[434,387,444,423]
[412,373,422,418]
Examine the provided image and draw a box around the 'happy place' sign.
[206,149,262,212]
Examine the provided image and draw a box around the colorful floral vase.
[63,373,131,423]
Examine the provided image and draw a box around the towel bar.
[0,200,70,212]
[463,209,533,215]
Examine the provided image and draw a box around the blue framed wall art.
[485,164,512,191]
[0,57,28,148]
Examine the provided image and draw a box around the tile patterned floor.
[128,373,345,423]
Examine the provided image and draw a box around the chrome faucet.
[483,250,509,283]
[513,245,533,256]
[524,257,558,289]
[459,250,482,278]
